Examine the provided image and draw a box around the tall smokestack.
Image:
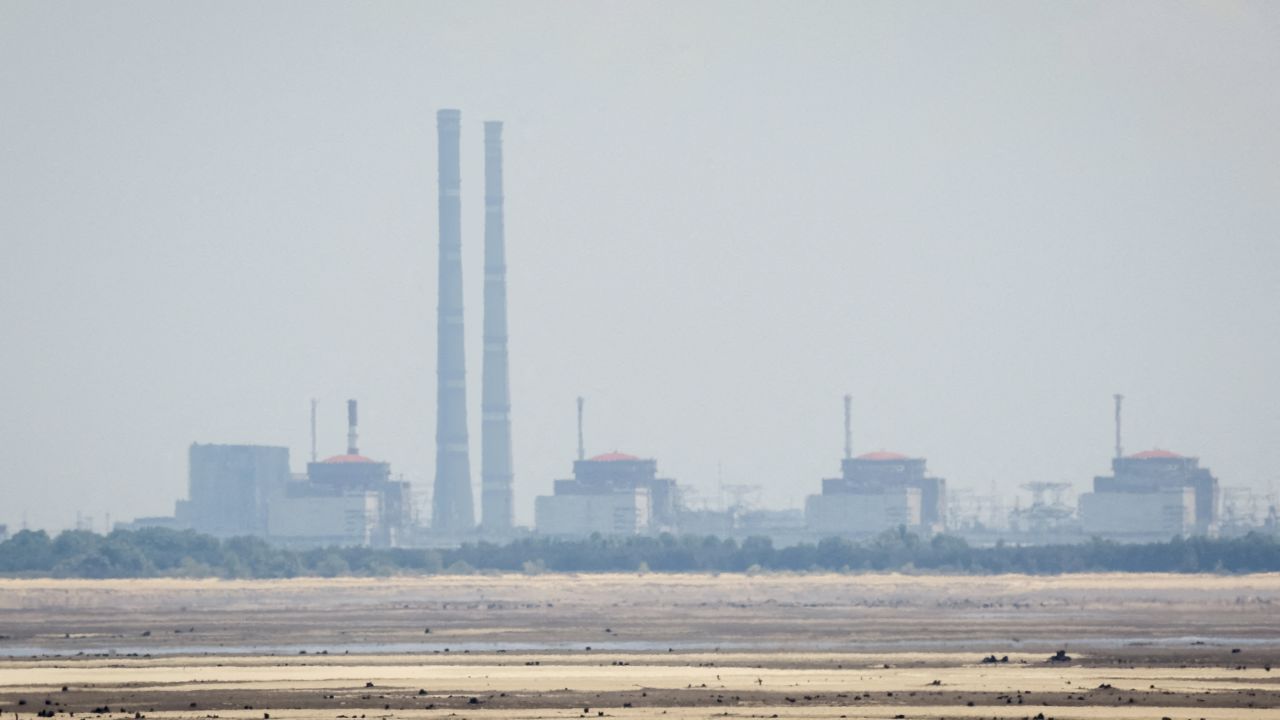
[1113,393,1124,460]
[843,394,852,460]
[431,109,475,533]
[310,398,318,463]
[347,399,359,456]
[576,396,585,461]
[480,120,514,534]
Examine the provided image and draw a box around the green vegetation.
[0,526,1277,578]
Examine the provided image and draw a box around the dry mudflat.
[1,573,1278,719]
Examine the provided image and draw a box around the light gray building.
[807,451,947,537]
[176,443,289,537]
[1079,449,1220,539]
[268,490,381,547]
[535,452,678,537]
[270,400,412,547]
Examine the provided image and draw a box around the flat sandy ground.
[1,573,1279,719]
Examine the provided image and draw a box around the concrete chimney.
[431,109,475,533]
[480,120,514,534]
[346,399,358,456]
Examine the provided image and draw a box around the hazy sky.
[3,1,1278,532]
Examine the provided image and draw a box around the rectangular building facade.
[267,492,380,547]
[807,452,946,537]
[535,487,651,537]
[806,487,922,537]
[177,444,289,537]
[1082,451,1219,537]
[535,453,677,537]
[1080,486,1195,539]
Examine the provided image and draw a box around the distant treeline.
[1,527,1278,578]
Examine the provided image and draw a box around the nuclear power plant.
[119,109,1263,548]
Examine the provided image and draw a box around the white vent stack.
[1114,393,1124,460]
[577,396,586,461]
[346,399,359,456]
[843,394,853,460]
[310,398,318,463]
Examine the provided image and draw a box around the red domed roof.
[1128,449,1183,460]
[855,451,911,461]
[322,454,376,464]
[588,452,641,462]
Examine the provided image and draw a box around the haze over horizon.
[2,1,1278,532]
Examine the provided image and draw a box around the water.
[2,634,1277,658]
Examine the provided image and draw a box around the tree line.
[0,526,1277,578]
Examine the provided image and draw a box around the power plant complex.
[119,109,1273,547]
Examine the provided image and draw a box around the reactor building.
[534,399,678,536]
[1079,449,1220,539]
[805,396,946,537]
[268,400,412,547]
[171,401,410,546]
[1076,395,1220,540]
[535,452,679,537]
[806,451,948,536]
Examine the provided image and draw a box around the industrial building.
[1076,396,1221,540]
[176,443,289,537]
[1079,449,1219,539]
[805,396,947,537]
[268,491,381,546]
[269,400,412,547]
[807,451,947,536]
[535,451,679,537]
[164,401,410,547]
[535,398,680,537]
